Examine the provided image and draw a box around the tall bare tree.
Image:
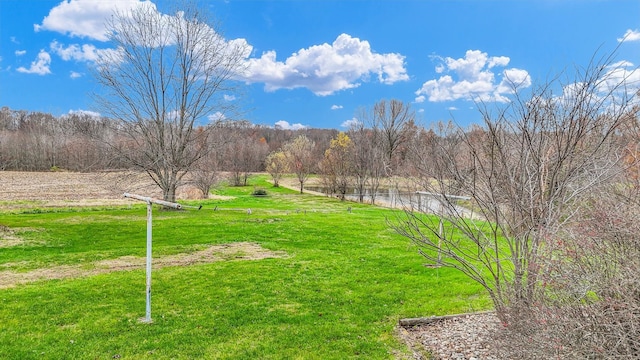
[372,99,414,174]
[93,2,248,202]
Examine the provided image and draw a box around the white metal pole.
[438,201,443,266]
[145,200,152,323]
[123,193,182,324]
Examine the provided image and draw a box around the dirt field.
[0,171,207,209]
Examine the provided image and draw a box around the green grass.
[0,175,491,359]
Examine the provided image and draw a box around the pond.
[304,185,470,216]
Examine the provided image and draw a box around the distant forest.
[0,101,432,180]
[0,106,340,173]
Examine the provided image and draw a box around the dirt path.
[0,242,286,289]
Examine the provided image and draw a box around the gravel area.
[400,312,502,360]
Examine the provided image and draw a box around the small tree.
[265,150,288,187]
[347,119,385,204]
[191,150,220,199]
[320,132,353,200]
[283,135,315,193]
[222,134,268,187]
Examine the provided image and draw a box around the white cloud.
[50,40,122,63]
[15,50,26,56]
[418,109,425,113]
[44,8,247,72]
[51,41,97,61]
[331,105,343,110]
[70,71,82,78]
[610,60,634,68]
[540,61,640,114]
[208,111,226,122]
[223,94,236,101]
[447,106,458,111]
[17,50,52,75]
[341,117,361,129]
[66,109,101,118]
[597,61,640,94]
[35,0,156,42]
[618,29,640,43]
[244,33,408,96]
[10,37,19,44]
[275,120,308,130]
[415,49,531,103]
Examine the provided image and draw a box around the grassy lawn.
[0,175,491,359]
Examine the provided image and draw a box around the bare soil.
[0,170,230,210]
[0,242,286,289]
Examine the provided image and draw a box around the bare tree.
[93,2,248,202]
[191,159,220,198]
[283,135,315,193]
[347,119,385,204]
[346,121,370,202]
[372,99,414,175]
[394,51,639,357]
[191,129,221,199]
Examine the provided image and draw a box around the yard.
[0,172,491,359]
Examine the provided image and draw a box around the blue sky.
[1,0,639,130]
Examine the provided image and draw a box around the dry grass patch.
[0,225,44,248]
[0,242,286,289]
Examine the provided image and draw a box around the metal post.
[438,202,443,266]
[145,200,152,323]
[123,193,182,324]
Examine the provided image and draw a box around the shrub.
[251,187,268,197]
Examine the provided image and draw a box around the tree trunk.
[164,183,177,204]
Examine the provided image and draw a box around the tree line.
[0,98,429,199]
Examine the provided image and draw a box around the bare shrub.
[393,50,640,358]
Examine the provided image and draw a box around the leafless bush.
[393,50,640,358]
[495,179,640,359]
